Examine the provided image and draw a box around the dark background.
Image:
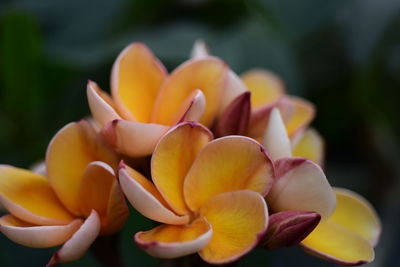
[0,0,399,266]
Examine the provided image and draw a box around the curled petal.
[199,190,269,264]
[177,90,206,123]
[219,70,248,114]
[119,163,189,225]
[263,108,292,160]
[101,120,169,157]
[135,219,212,259]
[261,211,321,250]
[184,136,275,212]
[292,128,325,166]
[278,96,315,137]
[111,42,167,123]
[241,69,285,109]
[152,58,228,126]
[267,157,336,220]
[0,215,82,248]
[87,81,121,126]
[0,165,75,225]
[48,210,101,265]
[247,104,274,138]
[190,39,210,59]
[215,91,251,137]
[152,122,212,215]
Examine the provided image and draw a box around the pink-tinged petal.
[78,161,128,235]
[152,58,228,127]
[119,162,189,225]
[219,70,248,115]
[267,157,336,220]
[87,81,122,126]
[47,210,101,265]
[177,90,206,123]
[277,96,315,137]
[190,40,210,59]
[46,121,118,216]
[247,104,274,138]
[261,211,321,250]
[111,42,167,123]
[0,165,75,226]
[0,214,82,248]
[199,190,269,264]
[184,136,275,212]
[241,69,285,109]
[263,108,292,160]
[135,219,212,259]
[215,91,251,137]
[292,128,325,166]
[152,122,213,215]
[101,120,169,157]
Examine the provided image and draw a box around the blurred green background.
[1,0,399,266]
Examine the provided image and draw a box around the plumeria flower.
[87,42,231,157]
[118,122,275,264]
[262,108,381,265]
[191,41,322,164]
[0,120,129,265]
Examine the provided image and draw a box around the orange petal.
[135,219,212,258]
[184,136,275,212]
[176,90,206,123]
[190,40,210,59]
[267,157,336,220]
[263,108,292,160]
[101,119,169,157]
[199,190,268,264]
[0,165,75,225]
[111,43,167,123]
[278,96,315,137]
[78,161,128,235]
[152,58,228,126]
[46,121,118,215]
[330,188,381,246]
[48,210,101,265]
[87,81,122,126]
[0,214,82,248]
[241,69,285,109]
[152,122,213,215]
[292,128,325,166]
[119,162,189,225]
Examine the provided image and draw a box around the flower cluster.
[0,41,381,266]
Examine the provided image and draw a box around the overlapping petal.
[152,122,212,215]
[199,190,268,264]
[135,219,212,259]
[184,136,275,212]
[0,165,75,225]
[292,128,324,166]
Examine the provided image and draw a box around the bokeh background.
[1,0,399,266]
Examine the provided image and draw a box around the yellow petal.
[119,162,189,225]
[0,165,75,225]
[101,120,169,157]
[184,136,274,212]
[0,214,82,248]
[263,108,292,160]
[292,128,324,166]
[111,43,167,123]
[87,81,122,126]
[330,188,381,246]
[301,219,375,265]
[278,96,315,137]
[267,158,336,220]
[199,190,268,264]
[46,121,118,215]
[48,210,101,265]
[241,69,285,109]
[152,122,213,215]
[78,161,128,235]
[135,219,212,259]
[152,58,228,126]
